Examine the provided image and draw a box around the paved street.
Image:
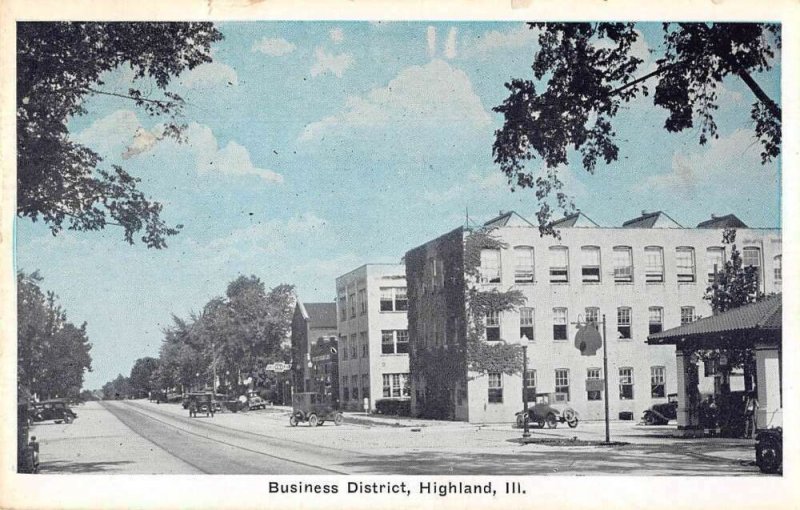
[31,400,764,475]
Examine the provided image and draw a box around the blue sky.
[16,22,781,389]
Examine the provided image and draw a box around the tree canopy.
[17,22,223,248]
[18,271,93,400]
[493,23,781,235]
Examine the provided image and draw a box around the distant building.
[405,211,781,423]
[336,264,409,412]
[290,301,337,393]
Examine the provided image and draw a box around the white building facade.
[336,264,409,412]
[406,211,781,423]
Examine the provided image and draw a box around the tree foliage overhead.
[493,22,781,235]
[17,271,93,400]
[17,22,223,248]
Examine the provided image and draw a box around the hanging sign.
[575,322,602,356]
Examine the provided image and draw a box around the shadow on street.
[40,460,135,474]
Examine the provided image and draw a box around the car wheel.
[334,412,343,426]
[757,438,782,474]
[546,413,558,429]
[289,415,299,427]
[308,414,319,427]
[55,420,63,424]
[536,419,546,429]
[65,415,73,424]
[567,418,579,428]
[516,414,525,429]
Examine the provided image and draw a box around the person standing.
[744,392,759,439]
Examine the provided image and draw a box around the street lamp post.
[521,334,531,439]
[601,314,610,444]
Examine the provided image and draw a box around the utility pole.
[602,315,611,443]
[522,340,530,438]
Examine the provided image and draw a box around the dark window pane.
[553,324,567,340]
[651,384,665,398]
[395,298,408,311]
[618,325,631,339]
[488,388,503,403]
[649,323,662,335]
[587,390,602,401]
[520,327,534,340]
[486,327,500,341]
[380,299,393,311]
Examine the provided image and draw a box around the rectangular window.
[585,307,599,326]
[613,247,633,283]
[648,307,663,335]
[519,307,534,341]
[362,374,369,398]
[430,258,438,291]
[514,246,535,283]
[350,334,357,359]
[555,369,570,402]
[587,368,602,401]
[553,308,567,340]
[681,306,695,325]
[358,288,367,314]
[360,332,368,357]
[645,247,664,283]
[486,310,500,341]
[343,387,349,401]
[706,247,725,282]
[382,374,391,398]
[651,366,666,398]
[338,293,347,320]
[392,374,402,398]
[396,330,409,354]
[488,372,503,403]
[524,369,537,402]
[480,249,501,284]
[617,307,632,339]
[743,247,762,285]
[676,247,696,283]
[619,367,634,400]
[549,246,569,283]
[380,287,407,312]
[351,375,359,400]
[341,336,348,360]
[349,292,356,318]
[381,330,394,354]
[774,255,782,285]
[581,246,601,283]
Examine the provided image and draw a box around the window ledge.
[614,282,634,285]
[582,281,601,285]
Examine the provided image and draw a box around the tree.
[129,356,160,398]
[493,23,781,235]
[102,374,132,400]
[17,22,223,248]
[18,271,93,400]
[703,228,764,392]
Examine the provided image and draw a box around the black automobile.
[31,399,77,424]
[642,394,678,425]
[756,427,782,474]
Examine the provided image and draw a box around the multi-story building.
[405,210,781,423]
[336,264,409,412]
[290,301,338,394]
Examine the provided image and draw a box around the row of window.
[488,366,667,403]
[337,287,409,321]
[485,306,697,342]
[341,373,410,401]
[339,330,410,359]
[341,373,371,401]
[480,246,779,286]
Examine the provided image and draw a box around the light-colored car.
[247,394,267,410]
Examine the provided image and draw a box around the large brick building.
[405,211,781,423]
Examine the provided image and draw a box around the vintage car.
[289,392,343,427]
[31,399,77,424]
[185,393,218,418]
[515,393,579,429]
[248,394,267,410]
[756,427,782,474]
[642,394,679,425]
[17,401,40,473]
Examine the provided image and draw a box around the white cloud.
[300,59,490,142]
[251,37,296,56]
[427,26,437,58]
[122,125,166,159]
[445,28,458,59]
[461,25,540,58]
[310,47,354,78]
[638,129,778,198]
[74,110,141,157]
[179,62,238,89]
[187,123,283,183]
[329,27,344,44]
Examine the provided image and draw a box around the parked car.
[756,427,782,474]
[248,394,267,410]
[31,399,77,424]
[289,392,343,427]
[642,395,679,425]
[17,401,39,473]
[515,393,579,429]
